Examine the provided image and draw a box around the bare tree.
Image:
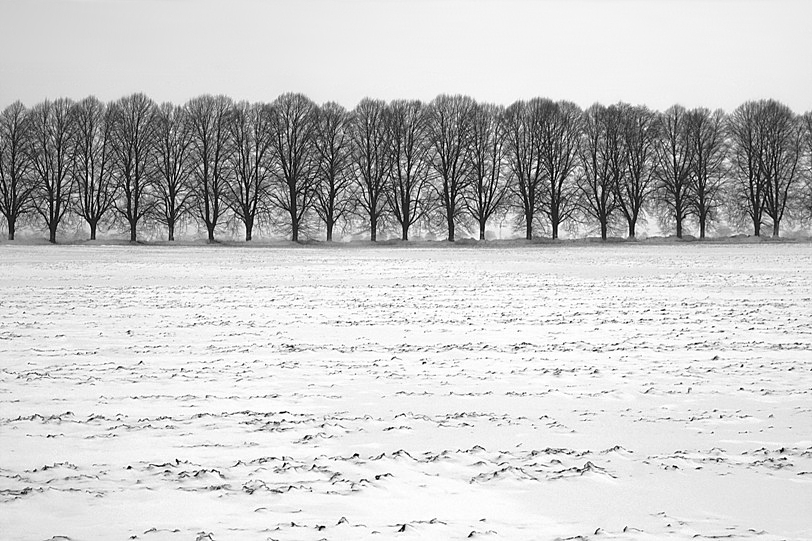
[226,101,272,241]
[154,103,193,241]
[28,98,75,243]
[686,107,727,239]
[503,99,543,240]
[186,95,232,242]
[268,93,318,242]
[110,93,158,242]
[728,101,767,236]
[758,100,803,237]
[577,103,620,240]
[654,105,693,238]
[464,102,509,240]
[802,111,812,219]
[539,100,582,239]
[313,102,353,241]
[350,98,391,241]
[0,102,34,240]
[387,99,431,241]
[616,103,658,238]
[428,95,474,241]
[70,97,116,240]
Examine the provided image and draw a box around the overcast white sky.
[1,0,810,113]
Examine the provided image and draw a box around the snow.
[1,243,810,540]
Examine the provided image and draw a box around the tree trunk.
[627,218,636,239]
[600,220,607,241]
[675,216,683,239]
[401,222,408,241]
[551,208,559,240]
[49,224,57,244]
[752,217,761,237]
[245,217,253,242]
[699,217,706,240]
[89,221,97,241]
[207,224,215,243]
[525,213,532,240]
[370,215,377,242]
[7,219,15,241]
[479,219,486,241]
[130,222,137,242]
[447,215,455,242]
[326,221,333,242]
[772,221,780,238]
[290,202,299,242]
[168,221,175,242]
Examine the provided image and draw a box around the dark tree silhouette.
[7,91,812,242]
[0,102,34,240]
[758,100,803,237]
[654,105,693,238]
[313,102,353,241]
[804,111,812,163]
[28,98,74,243]
[187,95,232,242]
[616,103,658,238]
[686,107,727,239]
[70,97,116,240]
[577,103,620,240]
[154,103,193,241]
[226,101,272,241]
[464,102,509,240]
[267,93,318,242]
[539,100,582,239]
[110,93,158,242]
[428,95,474,241]
[803,111,812,218]
[503,100,543,240]
[728,101,767,236]
[387,99,431,241]
[350,98,391,242]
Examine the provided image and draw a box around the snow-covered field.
[1,243,810,541]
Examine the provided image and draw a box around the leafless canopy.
[727,100,804,237]
[802,112,812,219]
[686,107,727,239]
[7,91,812,242]
[313,102,353,242]
[186,95,232,242]
[28,98,75,244]
[70,96,116,241]
[538,100,582,239]
[728,101,767,236]
[387,99,432,241]
[226,101,273,241]
[758,100,803,237]
[349,98,391,242]
[503,100,543,240]
[0,102,34,240]
[616,103,658,239]
[154,103,193,242]
[267,93,318,242]
[110,93,158,243]
[577,103,620,240]
[464,102,509,240]
[654,105,693,238]
[428,95,474,242]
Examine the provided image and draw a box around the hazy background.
[1,0,810,112]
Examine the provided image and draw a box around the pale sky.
[1,0,810,113]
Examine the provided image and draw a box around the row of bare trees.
[1,94,811,243]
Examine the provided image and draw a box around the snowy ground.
[1,243,810,541]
